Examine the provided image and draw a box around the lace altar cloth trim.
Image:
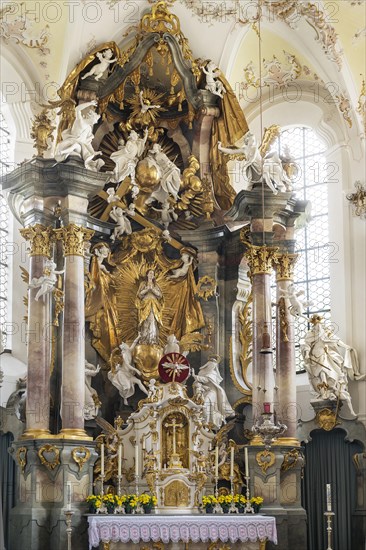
[88,515,277,548]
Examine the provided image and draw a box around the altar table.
[88,514,278,550]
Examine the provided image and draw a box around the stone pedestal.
[9,439,97,550]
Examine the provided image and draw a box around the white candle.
[135,444,139,477]
[100,443,105,477]
[326,483,332,512]
[118,444,122,477]
[215,446,219,477]
[244,446,249,478]
[67,482,72,511]
[230,446,234,478]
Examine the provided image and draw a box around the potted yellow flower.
[138,493,157,514]
[103,493,116,514]
[250,496,264,513]
[86,494,102,514]
[201,495,218,514]
[123,494,139,514]
[234,494,247,513]
[218,494,233,513]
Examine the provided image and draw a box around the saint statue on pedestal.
[135,269,164,346]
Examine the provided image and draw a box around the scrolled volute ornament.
[38,444,60,471]
[71,446,91,472]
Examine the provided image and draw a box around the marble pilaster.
[20,224,54,439]
[275,253,299,445]
[55,224,94,439]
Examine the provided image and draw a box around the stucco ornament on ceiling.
[0,3,50,56]
[240,50,353,128]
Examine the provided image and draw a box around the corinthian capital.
[20,224,54,257]
[243,243,279,276]
[275,253,298,281]
[55,224,94,257]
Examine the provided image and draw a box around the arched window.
[0,111,11,349]
[274,126,331,372]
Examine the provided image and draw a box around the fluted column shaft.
[20,224,54,438]
[275,253,299,445]
[55,224,94,439]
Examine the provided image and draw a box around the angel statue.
[218,130,291,194]
[110,205,135,241]
[94,417,124,483]
[29,259,64,301]
[109,129,148,185]
[81,48,117,81]
[108,335,148,404]
[135,269,164,346]
[201,61,226,98]
[301,315,365,417]
[145,143,182,204]
[55,100,104,171]
[169,251,194,279]
[84,360,101,420]
[151,199,178,229]
[278,283,313,319]
[193,355,235,429]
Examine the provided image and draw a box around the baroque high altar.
[4,2,362,550]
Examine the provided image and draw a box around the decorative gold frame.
[16,446,27,474]
[196,276,217,301]
[38,444,60,471]
[256,449,276,474]
[71,446,91,472]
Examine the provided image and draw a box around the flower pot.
[89,505,97,514]
[205,506,214,514]
[124,505,133,514]
[252,504,262,514]
[222,508,229,514]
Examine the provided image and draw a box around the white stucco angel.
[109,205,135,242]
[93,243,111,273]
[84,360,101,420]
[108,335,148,404]
[106,187,120,204]
[81,48,117,81]
[169,251,194,279]
[218,131,292,194]
[151,199,178,228]
[301,316,365,416]
[29,259,64,301]
[192,356,235,429]
[145,143,182,204]
[55,100,104,171]
[109,129,148,185]
[278,283,313,319]
[201,61,226,98]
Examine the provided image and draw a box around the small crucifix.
[164,417,184,456]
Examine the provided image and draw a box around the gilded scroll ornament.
[71,446,91,472]
[256,449,276,474]
[196,276,217,301]
[357,79,365,134]
[315,408,340,431]
[278,297,289,343]
[30,109,55,157]
[140,544,164,550]
[281,448,303,472]
[275,253,298,281]
[16,446,27,474]
[208,544,232,550]
[55,224,94,257]
[20,224,54,257]
[140,1,181,36]
[38,444,60,471]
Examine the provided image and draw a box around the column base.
[57,428,93,440]
[275,437,301,447]
[20,429,56,440]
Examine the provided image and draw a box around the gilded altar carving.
[38,444,60,471]
[275,253,298,281]
[281,449,304,472]
[30,109,55,157]
[256,449,276,474]
[71,446,91,472]
[20,224,54,257]
[278,297,289,343]
[196,276,217,301]
[55,224,94,257]
[315,408,340,431]
[85,228,205,368]
[163,480,190,507]
[162,411,189,468]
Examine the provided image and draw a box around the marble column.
[244,243,278,427]
[20,224,54,439]
[275,253,299,445]
[55,224,94,439]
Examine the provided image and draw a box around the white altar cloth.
[88,514,277,548]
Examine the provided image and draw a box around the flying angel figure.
[279,283,313,319]
[81,48,117,81]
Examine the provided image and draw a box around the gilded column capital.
[20,224,54,257]
[55,224,94,256]
[243,243,279,275]
[275,252,298,281]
